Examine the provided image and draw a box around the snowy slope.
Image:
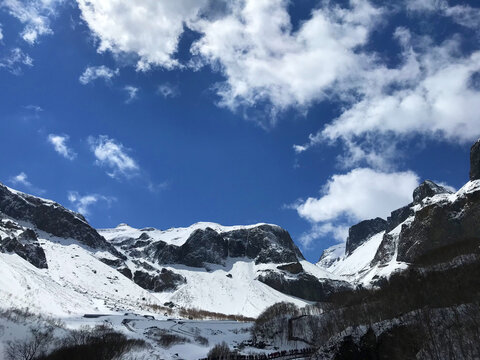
[0,229,164,317]
[154,260,311,316]
[317,230,408,286]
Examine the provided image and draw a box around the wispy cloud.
[79,65,119,85]
[0,0,64,44]
[124,85,139,103]
[0,48,33,75]
[157,83,179,98]
[47,134,76,160]
[147,180,169,193]
[9,172,45,194]
[67,191,115,216]
[88,135,139,179]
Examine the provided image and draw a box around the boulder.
[133,268,186,292]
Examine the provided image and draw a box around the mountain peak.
[412,180,452,204]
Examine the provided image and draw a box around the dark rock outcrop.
[397,189,480,263]
[277,262,304,274]
[346,218,387,255]
[256,270,351,302]
[413,180,452,204]
[133,268,186,292]
[470,139,480,180]
[0,184,124,259]
[143,225,304,268]
[385,205,414,234]
[0,235,47,269]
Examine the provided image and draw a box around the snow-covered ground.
[66,314,255,359]
[154,260,312,316]
[0,310,257,360]
[0,229,164,317]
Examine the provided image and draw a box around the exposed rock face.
[385,205,414,233]
[397,189,480,263]
[133,268,186,292]
[346,218,387,255]
[0,184,123,258]
[277,262,304,274]
[470,139,480,180]
[256,270,351,302]
[0,235,47,269]
[413,180,452,204]
[372,233,397,266]
[141,225,304,268]
[0,219,48,269]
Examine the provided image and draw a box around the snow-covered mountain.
[2,138,479,323]
[0,183,348,318]
[317,139,480,287]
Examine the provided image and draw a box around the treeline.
[179,307,255,322]
[251,242,480,359]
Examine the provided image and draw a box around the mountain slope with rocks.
[0,184,351,318]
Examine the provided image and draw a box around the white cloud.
[0,0,64,44]
[79,65,118,85]
[0,25,3,41]
[88,135,139,179]
[68,191,115,216]
[124,85,139,103]
[295,29,480,168]
[294,168,419,246]
[9,172,45,194]
[444,5,480,30]
[47,134,76,160]
[157,83,179,98]
[190,0,381,120]
[297,168,419,223]
[405,0,480,30]
[76,0,208,70]
[298,223,349,248]
[10,172,31,187]
[0,48,33,74]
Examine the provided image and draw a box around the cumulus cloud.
[0,48,33,75]
[157,83,179,98]
[9,172,45,194]
[68,191,115,216]
[293,168,419,246]
[47,134,76,160]
[0,0,64,44]
[295,28,480,168]
[79,65,118,85]
[88,135,139,179]
[76,0,208,70]
[124,85,139,103]
[0,25,3,41]
[190,0,381,119]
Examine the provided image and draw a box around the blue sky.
[0,0,479,262]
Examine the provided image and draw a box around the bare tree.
[5,326,53,360]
